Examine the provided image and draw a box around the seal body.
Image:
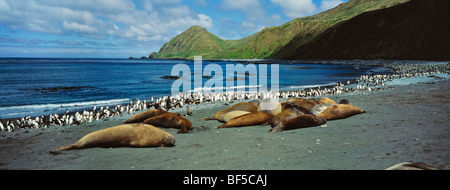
[318,97,336,104]
[317,104,365,120]
[385,162,440,170]
[204,102,258,121]
[280,98,318,113]
[216,111,274,128]
[143,112,193,133]
[269,114,327,132]
[124,109,167,123]
[271,107,304,130]
[217,110,251,123]
[54,124,175,151]
[310,103,335,115]
[338,99,352,105]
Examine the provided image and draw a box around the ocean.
[0,58,391,119]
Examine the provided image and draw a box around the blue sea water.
[0,58,389,119]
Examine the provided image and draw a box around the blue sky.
[0,0,347,58]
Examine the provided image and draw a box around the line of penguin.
[1,63,448,132]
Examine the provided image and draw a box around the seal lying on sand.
[202,102,258,122]
[280,98,318,113]
[310,103,335,115]
[318,97,336,104]
[270,107,304,131]
[124,109,168,123]
[143,112,193,133]
[385,162,441,170]
[317,104,365,120]
[217,110,251,123]
[269,114,327,132]
[216,111,274,128]
[53,124,175,151]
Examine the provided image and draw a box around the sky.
[0,0,347,58]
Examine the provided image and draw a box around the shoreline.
[1,61,447,123]
[0,72,449,169]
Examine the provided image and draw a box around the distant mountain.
[273,0,449,61]
[153,25,248,59]
[151,0,410,60]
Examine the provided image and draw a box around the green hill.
[151,0,410,59]
[274,0,449,60]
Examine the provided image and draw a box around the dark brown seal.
[269,114,327,132]
[143,112,193,133]
[124,109,168,123]
[270,107,304,130]
[280,98,318,113]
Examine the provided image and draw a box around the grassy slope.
[269,0,410,59]
[276,0,450,60]
[153,0,409,59]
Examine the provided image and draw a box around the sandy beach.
[0,73,449,170]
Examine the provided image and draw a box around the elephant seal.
[338,99,352,105]
[216,111,274,128]
[217,110,251,123]
[143,112,193,133]
[318,97,336,104]
[280,98,318,113]
[269,114,327,132]
[124,109,168,123]
[270,107,304,131]
[385,162,441,170]
[310,103,335,115]
[202,102,258,121]
[53,124,175,151]
[317,104,365,120]
[258,99,282,116]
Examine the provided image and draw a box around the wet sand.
[0,76,449,170]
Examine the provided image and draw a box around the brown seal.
[143,112,193,133]
[310,103,335,115]
[202,102,258,121]
[53,123,175,151]
[217,110,251,123]
[270,107,304,131]
[216,111,274,128]
[318,97,336,104]
[124,109,168,123]
[317,104,365,120]
[280,98,318,113]
[338,99,351,105]
[269,114,327,132]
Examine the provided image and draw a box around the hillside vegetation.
[275,0,449,60]
[151,0,410,59]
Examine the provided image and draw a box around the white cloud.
[271,0,346,18]
[0,0,214,48]
[222,0,261,10]
[319,0,345,11]
[219,0,282,39]
[270,0,318,18]
[63,21,99,34]
[222,0,267,21]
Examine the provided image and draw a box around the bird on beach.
[186,106,192,116]
[0,117,5,131]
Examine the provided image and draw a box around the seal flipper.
[200,116,216,121]
[53,143,81,151]
[215,124,226,129]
